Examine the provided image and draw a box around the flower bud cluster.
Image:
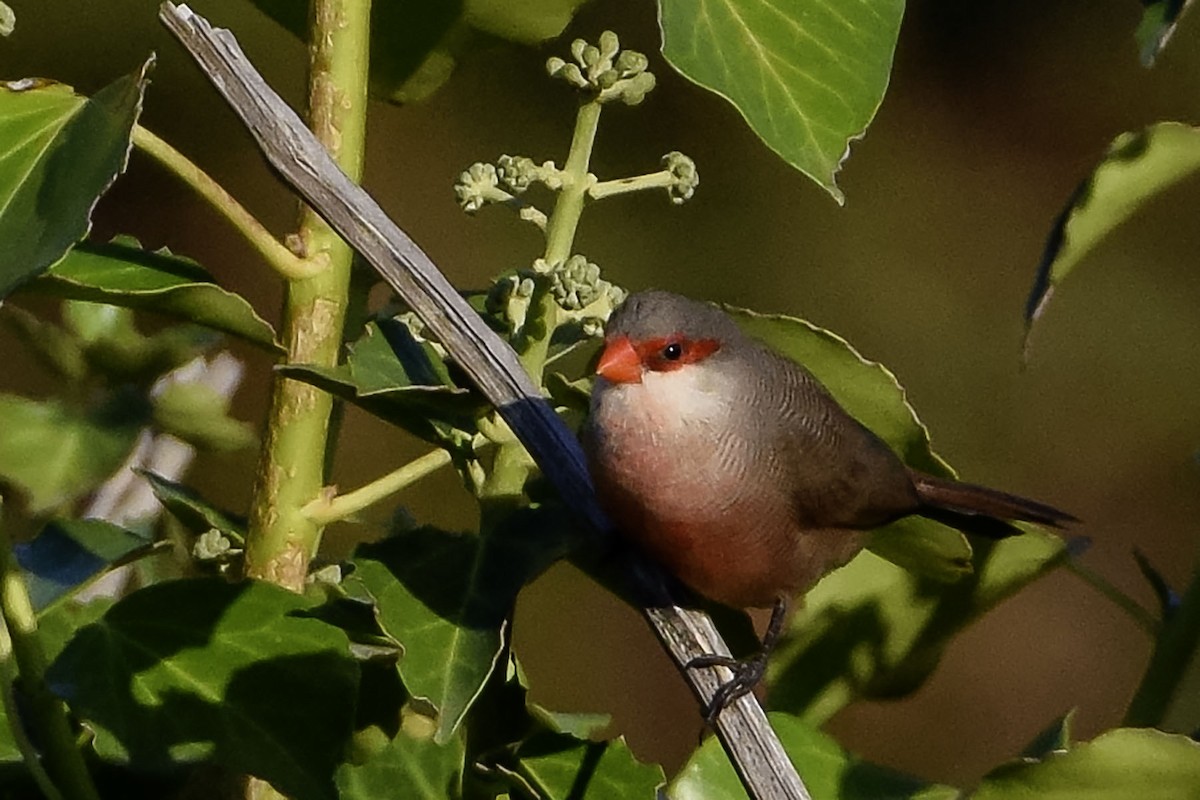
[497,155,562,193]
[546,31,656,106]
[454,162,502,213]
[663,151,699,204]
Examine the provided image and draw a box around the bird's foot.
[686,650,769,725]
[685,596,788,726]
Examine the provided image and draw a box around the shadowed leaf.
[139,470,247,543]
[1025,123,1200,355]
[659,0,904,203]
[768,534,1067,723]
[47,579,359,800]
[513,731,664,799]
[15,518,154,612]
[1136,0,1195,67]
[0,60,149,297]
[346,509,584,743]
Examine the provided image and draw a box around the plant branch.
[589,170,674,200]
[243,0,372,593]
[131,125,318,280]
[303,446,455,525]
[1124,553,1200,728]
[157,6,811,798]
[0,500,101,800]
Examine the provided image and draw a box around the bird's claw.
[686,650,769,726]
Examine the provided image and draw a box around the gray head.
[605,290,744,344]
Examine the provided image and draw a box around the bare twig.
[157,5,809,798]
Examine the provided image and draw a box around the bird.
[583,290,1076,716]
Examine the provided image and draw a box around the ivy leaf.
[1136,0,1195,67]
[1019,710,1074,761]
[513,731,665,799]
[670,712,956,800]
[730,307,973,583]
[0,394,142,514]
[1025,123,1200,356]
[974,728,1200,799]
[346,510,583,743]
[659,0,904,203]
[767,534,1067,724]
[47,579,359,800]
[335,721,465,800]
[0,59,150,298]
[29,240,278,349]
[280,320,484,446]
[14,518,154,613]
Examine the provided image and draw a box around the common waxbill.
[584,290,1075,612]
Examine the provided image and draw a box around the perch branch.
[157,5,809,798]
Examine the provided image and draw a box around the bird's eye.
[662,342,683,361]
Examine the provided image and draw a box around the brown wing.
[751,347,921,530]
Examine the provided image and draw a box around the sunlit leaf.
[0,60,149,297]
[659,0,905,203]
[47,579,359,800]
[0,394,141,514]
[670,712,956,800]
[731,307,973,582]
[15,518,153,612]
[515,731,664,799]
[347,510,584,743]
[30,240,277,349]
[974,729,1200,800]
[1136,0,1195,67]
[1025,123,1200,355]
[767,534,1067,723]
[335,721,465,800]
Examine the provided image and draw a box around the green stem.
[304,447,455,525]
[542,100,601,266]
[1067,560,1159,635]
[131,126,318,281]
[244,0,371,593]
[588,170,673,200]
[0,502,100,800]
[1124,553,1200,728]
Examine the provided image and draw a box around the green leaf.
[139,469,247,544]
[670,712,956,800]
[464,0,590,44]
[730,307,972,583]
[974,728,1200,800]
[0,60,149,298]
[14,518,154,612]
[1136,0,1195,67]
[1025,123,1200,354]
[280,320,483,445]
[514,731,665,799]
[335,721,465,800]
[152,380,256,452]
[767,534,1067,723]
[0,394,141,514]
[29,240,278,349]
[47,578,359,800]
[346,510,583,743]
[659,0,904,203]
[1019,711,1074,761]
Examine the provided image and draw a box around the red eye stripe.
[633,336,721,371]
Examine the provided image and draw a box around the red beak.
[596,335,643,384]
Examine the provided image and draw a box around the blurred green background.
[5,0,1200,787]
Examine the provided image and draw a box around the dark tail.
[909,469,1078,539]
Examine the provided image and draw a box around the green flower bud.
[497,154,538,193]
[663,151,699,204]
[454,161,500,212]
[615,49,649,76]
[598,31,620,61]
[194,529,233,561]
